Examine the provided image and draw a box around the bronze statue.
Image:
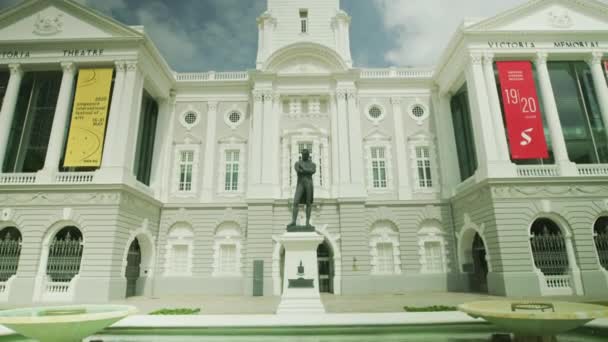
[287,148,316,231]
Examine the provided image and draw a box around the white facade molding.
[217,135,247,196]
[369,222,401,275]
[363,131,394,193]
[223,105,245,130]
[417,225,448,274]
[212,222,243,277]
[456,213,492,273]
[407,101,429,126]
[364,101,386,125]
[408,132,440,194]
[163,223,194,277]
[171,143,200,197]
[179,106,202,130]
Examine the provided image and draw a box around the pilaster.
[201,101,218,202]
[390,96,412,200]
[345,89,366,197]
[587,52,608,146]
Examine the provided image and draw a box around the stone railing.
[55,172,94,184]
[176,71,249,82]
[577,164,608,176]
[516,165,559,177]
[0,173,36,184]
[360,68,434,79]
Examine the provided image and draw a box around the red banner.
[496,61,549,160]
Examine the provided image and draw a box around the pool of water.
[0,324,605,341]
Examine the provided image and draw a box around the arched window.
[212,222,242,277]
[593,217,608,270]
[530,218,570,289]
[417,225,446,274]
[369,222,401,275]
[164,224,194,276]
[0,227,22,283]
[46,226,83,283]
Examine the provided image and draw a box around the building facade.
[0,0,607,305]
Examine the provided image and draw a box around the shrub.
[403,305,457,312]
[149,308,201,315]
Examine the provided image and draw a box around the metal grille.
[595,229,608,270]
[530,227,569,276]
[0,229,21,282]
[46,228,83,283]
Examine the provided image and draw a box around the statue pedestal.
[276,231,326,314]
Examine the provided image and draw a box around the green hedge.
[403,305,458,312]
[149,308,201,315]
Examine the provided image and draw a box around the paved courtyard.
[109,292,608,315]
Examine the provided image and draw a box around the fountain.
[459,300,608,342]
[0,304,137,342]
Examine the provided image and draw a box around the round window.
[184,111,198,125]
[411,105,425,118]
[368,106,382,120]
[228,111,241,124]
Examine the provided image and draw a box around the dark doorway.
[317,240,334,293]
[125,239,141,298]
[471,233,488,293]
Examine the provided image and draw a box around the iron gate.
[46,228,83,283]
[0,228,21,282]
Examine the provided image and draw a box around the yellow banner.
[63,68,113,167]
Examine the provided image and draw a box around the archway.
[593,216,608,270]
[0,227,22,283]
[471,233,488,293]
[121,230,155,298]
[125,238,141,298]
[317,240,334,293]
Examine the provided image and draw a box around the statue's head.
[301,149,310,161]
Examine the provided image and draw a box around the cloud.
[372,0,528,67]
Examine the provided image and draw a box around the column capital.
[390,96,402,105]
[252,89,264,102]
[469,52,483,65]
[482,53,494,65]
[346,88,357,100]
[335,88,348,100]
[60,61,76,75]
[114,60,127,71]
[587,51,604,66]
[7,63,22,76]
[535,51,549,65]
[125,60,138,71]
[207,100,218,112]
[262,90,275,101]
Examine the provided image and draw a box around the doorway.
[317,240,334,293]
[471,233,488,293]
[125,238,141,298]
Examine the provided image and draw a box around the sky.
[0,0,602,72]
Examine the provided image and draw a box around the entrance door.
[471,233,488,293]
[317,241,333,293]
[125,239,141,298]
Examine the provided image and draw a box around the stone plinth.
[276,231,325,314]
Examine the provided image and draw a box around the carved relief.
[492,185,608,199]
[548,11,573,28]
[33,13,63,36]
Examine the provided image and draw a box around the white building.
[0,0,607,304]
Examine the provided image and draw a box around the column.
[100,61,126,170]
[201,101,218,202]
[335,89,350,189]
[534,52,577,175]
[40,62,77,178]
[0,64,24,172]
[467,53,504,178]
[435,91,461,196]
[99,60,141,182]
[247,89,264,195]
[482,53,512,162]
[346,89,366,197]
[588,51,608,143]
[329,94,340,197]
[390,97,412,200]
[159,90,177,202]
[261,91,274,183]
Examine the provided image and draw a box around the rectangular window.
[548,61,608,164]
[450,85,478,181]
[224,150,240,191]
[3,72,62,173]
[377,243,394,274]
[299,9,308,33]
[371,147,387,188]
[415,146,433,188]
[219,244,237,273]
[178,150,194,192]
[424,241,443,273]
[0,72,8,108]
[170,245,189,274]
[133,91,159,185]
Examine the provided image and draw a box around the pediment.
[468,0,608,32]
[0,0,142,42]
[275,56,332,75]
